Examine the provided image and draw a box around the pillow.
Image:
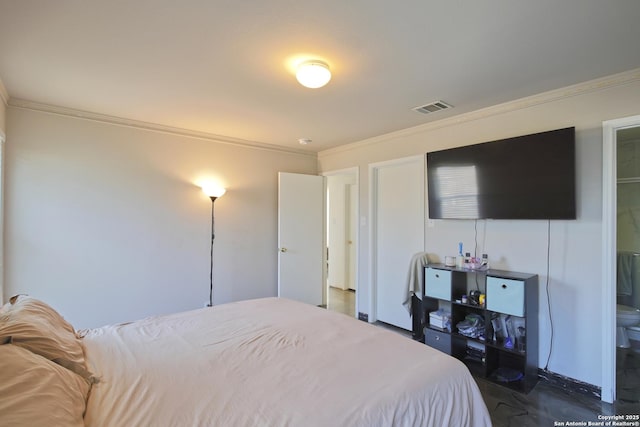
[0,344,89,427]
[0,294,95,383]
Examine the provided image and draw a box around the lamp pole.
[207,196,218,307]
[201,185,225,307]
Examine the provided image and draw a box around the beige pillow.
[0,344,89,427]
[0,295,95,383]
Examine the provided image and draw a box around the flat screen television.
[426,127,576,220]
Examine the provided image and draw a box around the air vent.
[412,101,452,115]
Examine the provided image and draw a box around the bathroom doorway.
[615,125,640,402]
[323,168,359,318]
[603,115,640,403]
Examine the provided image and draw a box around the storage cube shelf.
[420,265,539,393]
[486,276,525,316]
[424,268,453,300]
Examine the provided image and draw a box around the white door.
[347,183,357,291]
[278,172,324,306]
[372,156,424,330]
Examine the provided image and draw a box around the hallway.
[327,287,355,317]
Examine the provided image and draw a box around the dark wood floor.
[327,288,640,425]
[477,359,640,426]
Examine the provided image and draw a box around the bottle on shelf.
[456,242,465,268]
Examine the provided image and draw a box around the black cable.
[474,219,480,291]
[545,219,553,370]
[474,219,478,258]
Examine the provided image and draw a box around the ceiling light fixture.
[296,60,331,89]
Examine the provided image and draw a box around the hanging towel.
[631,253,640,309]
[617,252,636,296]
[403,252,430,313]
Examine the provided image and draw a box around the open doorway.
[603,115,640,403]
[324,168,359,317]
[615,126,640,403]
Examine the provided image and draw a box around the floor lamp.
[202,185,226,307]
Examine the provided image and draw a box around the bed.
[1,295,491,426]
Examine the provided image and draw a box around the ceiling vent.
[412,101,452,115]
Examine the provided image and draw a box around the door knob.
[279,247,288,253]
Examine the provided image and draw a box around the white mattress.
[82,297,491,426]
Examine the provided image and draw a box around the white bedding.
[82,297,491,426]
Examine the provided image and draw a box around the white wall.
[0,76,7,135]
[617,135,640,310]
[0,89,6,305]
[4,107,317,328]
[617,136,640,254]
[0,96,6,134]
[318,72,640,388]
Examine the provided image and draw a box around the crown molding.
[7,67,640,160]
[0,77,9,106]
[319,67,640,159]
[7,98,317,158]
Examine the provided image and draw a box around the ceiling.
[1,1,640,153]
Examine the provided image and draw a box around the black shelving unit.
[421,264,539,393]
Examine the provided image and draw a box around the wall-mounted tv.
[427,127,576,220]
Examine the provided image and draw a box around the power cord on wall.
[544,219,554,371]
[474,219,480,291]
[471,218,554,369]
[474,219,479,259]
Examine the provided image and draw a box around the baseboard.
[538,369,601,400]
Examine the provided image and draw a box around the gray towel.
[617,252,636,296]
[403,252,430,313]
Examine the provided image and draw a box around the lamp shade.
[202,185,226,198]
[296,60,331,89]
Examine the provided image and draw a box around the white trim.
[8,98,316,158]
[368,164,378,322]
[602,114,640,404]
[0,132,4,304]
[322,167,360,318]
[0,77,8,106]
[322,167,359,177]
[319,68,640,159]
